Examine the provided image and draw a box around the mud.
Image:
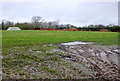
[57,42,120,80]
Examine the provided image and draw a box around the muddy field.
[57,42,120,80]
[2,41,119,80]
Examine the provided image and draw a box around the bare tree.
[48,19,60,29]
[31,16,44,29]
[1,19,14,30]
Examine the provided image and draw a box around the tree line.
[1,16,76,30]
[77,25,120,32]
[1,16,120,32]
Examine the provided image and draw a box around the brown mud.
[57,42,119,80]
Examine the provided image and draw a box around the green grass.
[2,30,118,47]
[2,30,118,79]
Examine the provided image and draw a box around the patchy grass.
[2,43,96,79]
[2,30,118,79]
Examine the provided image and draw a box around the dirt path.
[57,42,119,80]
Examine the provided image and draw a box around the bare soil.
[57,42,120,80]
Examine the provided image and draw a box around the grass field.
[2,30,118,47]
[2,30,119,79]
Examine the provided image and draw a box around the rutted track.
[57,42,120,80]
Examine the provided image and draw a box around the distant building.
[7,27,21,31]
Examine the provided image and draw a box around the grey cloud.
[1,2,118,26]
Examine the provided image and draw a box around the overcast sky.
[1,1,118,26]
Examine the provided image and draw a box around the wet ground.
[57,41,120,80]
[2,41,120,80]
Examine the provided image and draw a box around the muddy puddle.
[57,41,119,80]
[61,41,94,45]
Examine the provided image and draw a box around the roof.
[7,27,21,31]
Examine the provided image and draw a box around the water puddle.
[61,41,94,45]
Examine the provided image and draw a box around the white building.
[7,27,21,31]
